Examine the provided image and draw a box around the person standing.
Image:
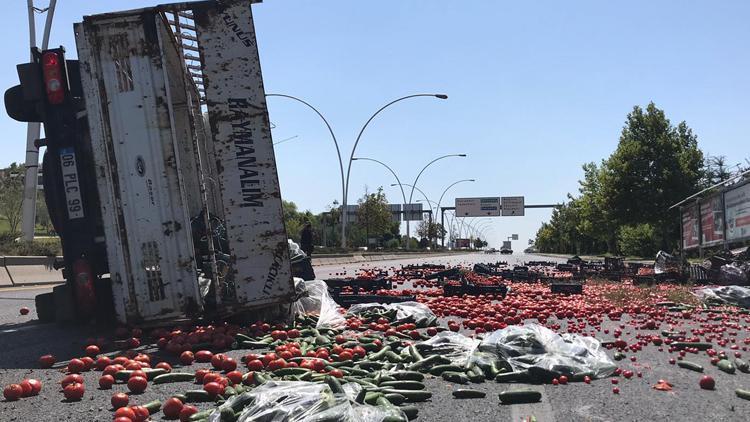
[300,221,313,257]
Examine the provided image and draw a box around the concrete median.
[1,256,65,287]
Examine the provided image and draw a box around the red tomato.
[328,369,344,378]
[699,375,715,390]
[80,356,95,371]
[3,384,23,401]
[98,375,115,389]
[26,379,42,396]
[195,350,213,363]
[195,369,210,383]
[179,405,199,422]
[95,356,112,371]
[211,353,226,370]
[85,344,100,357]
[246,359,264,371]
[103,364,120,377]
[339,351,353,361]
[18,380,33,397]
[111,392,130,409]
[226,370,243,385]
[179,351,195,365]
[203,381,225,398]
[114,407,136,420]
[19,307,29,315]
[202,372,221,385]
[129,370,147,380]
[127,376,148,393]
[63,382,84,401]
[114,418,133,422]
[155,362,172,372]
[163,397,184,419]
[38,354,56,368]
[67,358,85,374]
[131,405,150,421]
[222,357,238,372]
[127,337,141,349]
[61,374,84,388]
[287,329,301,339]
[267,358,287,371]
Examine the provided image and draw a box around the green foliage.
[282,200,319,244]
[473,238,488,249]
[385,238,401,249]
[0,163,24,234]
[0,232,60,256]
[354,187,392,242]
[535,103,705,255]
[617,223,657,258]
[415,221,446,240]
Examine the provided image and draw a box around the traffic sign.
[403,203,424,221]
[501,196,525,216]
[455,197,500,217]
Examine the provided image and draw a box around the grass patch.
[0,232,61,256]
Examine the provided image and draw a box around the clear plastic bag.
[292,279,347,330]
[695,285,750,308]
[478,323,616,379]
[208,381,403,422]
[718,264,749,286]
[655,250,680,274]
[346,302,437,327]
[415,331,480,366]
[289,239,307,262]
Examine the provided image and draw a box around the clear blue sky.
[1,0,748,248]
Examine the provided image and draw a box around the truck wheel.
[35,292,55,323]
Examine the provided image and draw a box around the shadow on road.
[0,320,101,369]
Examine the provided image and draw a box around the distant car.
[500,248,513,255]
[485,248,498,254]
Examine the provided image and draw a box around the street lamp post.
[351,157,407,206]
[436,178,475,248]
[267,93,447,249]
[404,154,466,249]
[343,95,448,248]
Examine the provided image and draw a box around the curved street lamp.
[351,157,407,206]
[343,94,449,248]
[435,178,475,247]
[266,93,346,223]
[268,93,447,249]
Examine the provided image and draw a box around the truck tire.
[35,292,55,323]
[94,277,116,324]
[53,284,76,323]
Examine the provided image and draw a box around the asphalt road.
[1,252,749,421]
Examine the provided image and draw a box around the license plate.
[59,147,85,220]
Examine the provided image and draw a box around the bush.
[617,223,657,258]
[385,239,401,249]
[0,232,61,256]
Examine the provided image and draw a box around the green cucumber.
[399,405,418,420]
[452,389,486,399]
[364,391,384,405]
[736,389,750,401]
[184,390,212,402]
[442,371,470,384]
[380,389,432,402]
[408,355,442,372]
[383,393,406,405]
[189,409,215,421]
[718,359,736,374]
[379,381,426,390]
[272,367,310,376]
[153,372,195,384]
[391,371,424,381]
[325,375,344,394]
[498,389,542,404]
[429,364,463,376]
[495,370,530,383]
[143,399,161,414]
[734,359,750,373]
[671,342,713,351]
[677,361,704,372]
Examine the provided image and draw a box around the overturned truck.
[4,0,294,325]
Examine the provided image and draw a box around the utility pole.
[21,0,57,241]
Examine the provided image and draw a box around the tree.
[473,238,488,249]
[534,103,705,255]
[355,187,392,245]
[0,163,24,234]
[415,221,446,242]
[703,155,732,186]
[602,103,704,251]
[36,191,52,234]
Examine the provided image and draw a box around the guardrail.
[0,255,65,287]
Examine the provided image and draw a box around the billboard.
[455,238,471,248]
[403,203,424,221]
[502,241,512,250]
[455,197,500,217]
[725,182,750,241]
[388,204,402,222]
[501,196,525,216]
[700,194,724,245]
[681,204,699,249]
